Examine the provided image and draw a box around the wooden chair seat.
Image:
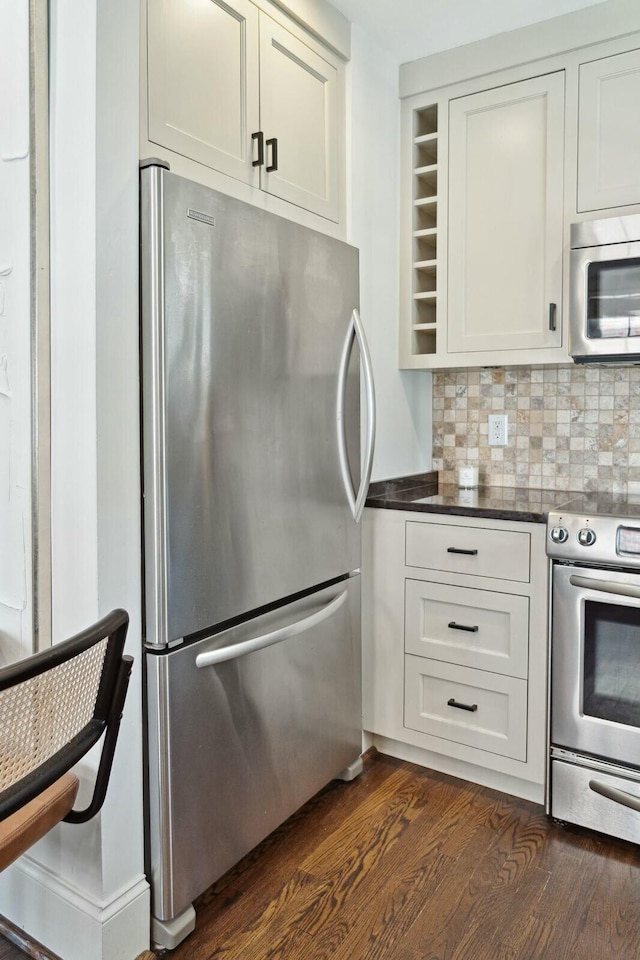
[0,772,79,871]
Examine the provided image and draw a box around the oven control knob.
[577,527,597,546]
[549,526,569,544]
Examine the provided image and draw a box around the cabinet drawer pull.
[549,302,557,332]
[266,137,278,172]
[448,621,479,633]
[447,698,478,712]
[446,547,478,556]
[252,131,264,167]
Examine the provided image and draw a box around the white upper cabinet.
[145,0,343,224]
[578,49,640,213]
[259,13,338,221]
[147,0,260,186]
[447,72,565,355]
[399,9,640,370]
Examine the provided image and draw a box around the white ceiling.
[328,0,608,63]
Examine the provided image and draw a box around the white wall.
[0,2,149,958]
[0,0,33,666]
[330,0,607,64]
[346,23,431,480]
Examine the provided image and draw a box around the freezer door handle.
[337,308,376,523]
[589,779,640,814]
[195,590,348,668]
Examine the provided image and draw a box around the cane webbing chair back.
[0,641,108,794]
[0,609,132,827]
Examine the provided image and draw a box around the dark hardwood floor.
[167,750,639,960]
[1,750,639,960]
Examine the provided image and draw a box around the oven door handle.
[569,574,640,600]
[589,779,640,814]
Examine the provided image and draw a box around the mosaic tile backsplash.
[432,365,640,496]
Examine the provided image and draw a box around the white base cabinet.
[362,508,549,802]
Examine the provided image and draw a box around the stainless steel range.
[547,496,640,844]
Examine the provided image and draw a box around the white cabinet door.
[259,13,339,222]
[447,72,565,354]
[147,0,260,186]
[578,49,640,213]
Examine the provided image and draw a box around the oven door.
[552,563,640,769]
[570,240,640,361]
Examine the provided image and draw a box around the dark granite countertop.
[366,472,579,524]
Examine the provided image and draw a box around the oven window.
[583,600,640,727]
[586,257,640,339]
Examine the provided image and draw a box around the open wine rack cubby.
[412,103,438,357]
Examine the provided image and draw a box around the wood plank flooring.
[1,750,639,960]
[165,750,640,960]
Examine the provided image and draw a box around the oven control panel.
[547,506,640,567]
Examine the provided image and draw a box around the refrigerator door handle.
[337,308,376,523]
[194,590,348,668]
[354,308,377,521]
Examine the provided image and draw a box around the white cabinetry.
[399,13,640,369]
[144,0,342,223]
[147,0,260,186]
[578,49,640,212]
[258,14,338,220]
[447,73,564,355]
[362,509,549,802]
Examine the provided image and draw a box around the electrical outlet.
[488,414,508,446]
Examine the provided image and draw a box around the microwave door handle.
[589,779,640,814]
[569,574,640,600]
[195,590,348,668]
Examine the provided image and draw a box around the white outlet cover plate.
[488,414,508,445]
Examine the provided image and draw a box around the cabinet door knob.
[549,302,557,332]
[266,137,278,173]
[252,131,264,168]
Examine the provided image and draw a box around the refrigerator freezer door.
[141,168,362,645]
[146,576,362,922]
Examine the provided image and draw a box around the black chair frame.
[0,609,132,824]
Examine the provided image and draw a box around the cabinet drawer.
[405,521,530,582]
[404,656,527,760]
[405,579,529,678]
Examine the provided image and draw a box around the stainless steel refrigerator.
[140,163,375,950]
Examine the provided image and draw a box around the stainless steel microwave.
[570,214,640,363]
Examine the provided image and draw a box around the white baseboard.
[0,857,150,960]
[371,734,545,805]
